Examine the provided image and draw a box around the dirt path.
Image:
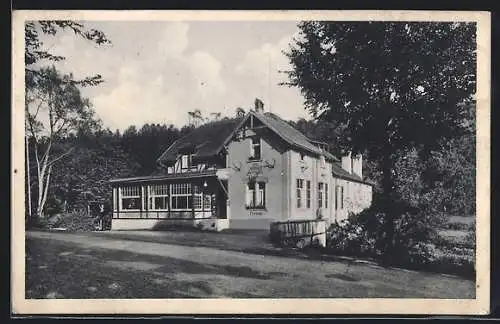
[26,231,475,299]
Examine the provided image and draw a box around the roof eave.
[332,172,374,186]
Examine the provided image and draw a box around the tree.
[187,109,204,127]
[235,107,246,118]
[209,112,222,121]
[120,123,181,176]
[25,21,110,222]
[284,21,476,261]
[46,130,140,214]
[26,66,102,220]
[287,117,349,157]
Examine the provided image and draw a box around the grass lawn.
[26,231,475,299]
[438,229,469,241]
[26,237,219,298]
[447,215,475,226]
[437,215,475,248]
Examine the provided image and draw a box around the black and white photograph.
[12,10,490,315]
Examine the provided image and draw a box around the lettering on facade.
[249,211,264,216]
[247,159,276,179]
[247,163,264,179]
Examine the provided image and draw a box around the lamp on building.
[203,181,208,188]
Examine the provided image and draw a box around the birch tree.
[25,21,110,222]
[26,66,102,220]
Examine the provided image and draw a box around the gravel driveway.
[26,230,475,299]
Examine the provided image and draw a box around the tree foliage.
[45,130,140,215]
[120,123,182,176]
[284,21,475,156]
[284,21,476,261]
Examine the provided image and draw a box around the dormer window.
[180,154,192,170]
[250,137,261,161]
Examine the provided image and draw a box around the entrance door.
[216,180,228,219]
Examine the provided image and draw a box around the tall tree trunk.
[35,142,52,219]
[25,135,33,225]
[40,164,52,217]
[381,141,396,265]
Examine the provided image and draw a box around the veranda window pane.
[122,197,141,210]
[154,196,169,210]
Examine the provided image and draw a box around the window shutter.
[246,183,253,207]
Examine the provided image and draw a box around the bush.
[428,251,476,279]
[326,208,388,258]
[326,218,380,257]
[464,228,476,250]
[36,211,98,232]
[406,242,438,266]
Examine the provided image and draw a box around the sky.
[39,21,311,132]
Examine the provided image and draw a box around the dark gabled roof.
[157,110,340,166]
[156,117,243,165]
[257,112,339,162]
[331,162,374,186]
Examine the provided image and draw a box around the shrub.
[326,212,383,258]
[406,242,438,266]
[464,228,476,250]
[326,203,445,264]
[429,251,476,279]
[323,201,476,278]
[41,211,97,232]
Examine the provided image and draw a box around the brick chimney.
[254,98,264,113]
[351,154,363,178]
[341,152,352,174]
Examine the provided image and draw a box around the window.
[192,185,206,210]
[318,182,324,208]
[325,183,329,209]
[149,184,169,210]
[306,180,311,208]
[171,183,192,210]
[120,186,141,210]
[246,181,266,209]
[341,186,344,209]
[296,179,304,208]
[335,185,344,210]
[203,194,212,211]
[180,154,192,170]
[250,137,261,160]
[193,194,203,210]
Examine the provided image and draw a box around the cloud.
[161,22,190,58]
[188,51,226,95]
[36,21,311,131]
[235,31,301,85]
[93,66,184,131]
[42,21,233,130]
[233,31,310,121]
